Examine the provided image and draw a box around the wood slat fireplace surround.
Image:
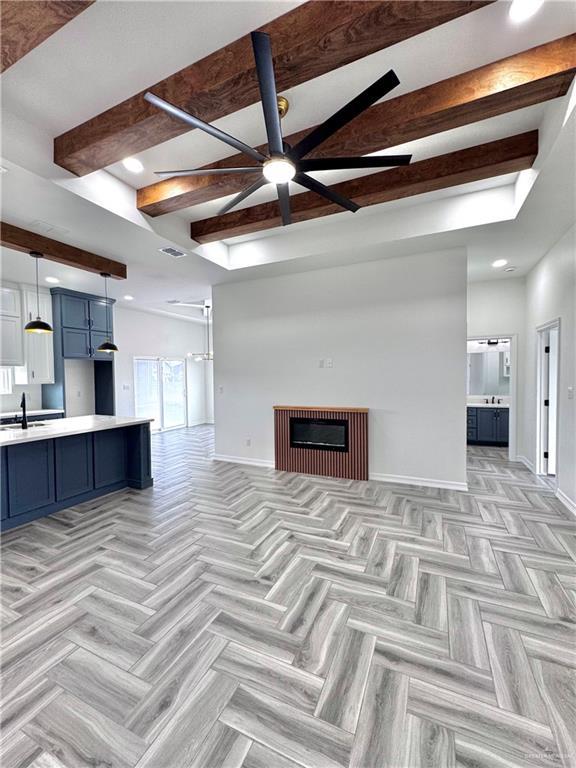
[274,406,369,481]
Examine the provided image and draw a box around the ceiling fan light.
[263,157,296,184]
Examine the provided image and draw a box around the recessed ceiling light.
[509,0,544,23]
[122,157,144,173]
[492,259,508,268]
[44,276,60,284]
[123,295,134,301]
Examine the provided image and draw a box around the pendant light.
[192,302,213,362]
[96,273,118,353]
[25,252,53,334]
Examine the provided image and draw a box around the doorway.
[536,320,560,478]
[134,357,187,431]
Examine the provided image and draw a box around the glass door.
[134,357,187,431]
[161,359,186,429]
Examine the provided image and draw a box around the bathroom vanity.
[467,405,509,446]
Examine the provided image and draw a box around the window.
[0,367,13,395]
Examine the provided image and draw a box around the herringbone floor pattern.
[1,426,575,768]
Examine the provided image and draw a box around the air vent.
[159,246,187,259]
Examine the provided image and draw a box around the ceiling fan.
[144,31,412,225]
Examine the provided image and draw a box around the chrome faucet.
[20,392,28,430]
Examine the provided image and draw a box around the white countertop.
[0,409,64,419]
[467,403,510,409]
[0,415,153,447]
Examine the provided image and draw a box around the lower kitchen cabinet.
[7,441,55,516]
[55,433,94,501]
[467,407,509,446]
[94,428,127,488]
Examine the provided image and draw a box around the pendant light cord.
[104,275,110,339]
[35,257,40,318]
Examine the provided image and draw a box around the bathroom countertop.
[467,403,510,409]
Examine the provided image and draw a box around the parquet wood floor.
[1,426,574,768]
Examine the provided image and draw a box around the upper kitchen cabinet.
[52,289,115,359]
[0,286,24,366]
[22,290,55,383]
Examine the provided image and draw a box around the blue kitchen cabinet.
[7,441,55,517]
[55,433,94,501]
[94,428,127,488]
[62,327,91,358]
[61,294,90,329]
[89,299,113,333]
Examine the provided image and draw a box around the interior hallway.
[1,426,575,768]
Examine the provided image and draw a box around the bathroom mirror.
[467,338,510,396]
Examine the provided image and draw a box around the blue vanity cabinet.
[6,441,55,517]
[477,409,498,443]
[467,407,509,446]
[94,428,127,488]
[61,294,90,330]
[55,433,94,501]
[1,450,7,521]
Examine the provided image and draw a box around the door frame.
[133,356,188,432]
[467,334,517,461]
[536,319,561,478]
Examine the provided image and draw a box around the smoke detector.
[159,246,187,259]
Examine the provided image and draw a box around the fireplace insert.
[289,417,348,452]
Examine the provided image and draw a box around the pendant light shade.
[96,273,118,353]
[25,252,53,334]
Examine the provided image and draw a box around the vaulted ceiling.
[0,0,575,314]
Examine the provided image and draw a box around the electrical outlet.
[245,438,251,447]
[122,384,130,391]
[218,385,224,395]
[319,359,325,368]
[568,386,574,400]
[326,358,333,368]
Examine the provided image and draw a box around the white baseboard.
[212,453,275,468]
[556,488,576,518]
[370,473,468,492]
[516,455,535,472]
[213,455,467,491]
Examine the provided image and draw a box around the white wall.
[64,359,95,416]
[467,277,526,458]
[213,248,468,489]
[522,225,575,508]
[113,307,212,426]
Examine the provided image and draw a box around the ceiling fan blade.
[295,173,359,213]
[292,70,400,160]
[144,92,266,164]
[251,32,283,156]
[219,177,267,216]
[276,183,291,226]
[298,155,412,172]
[154,167,261,178]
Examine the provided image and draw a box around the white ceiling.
[1,0,575,316]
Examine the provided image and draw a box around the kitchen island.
[0,416,153,530]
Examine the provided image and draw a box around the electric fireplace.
[274,406,368,480]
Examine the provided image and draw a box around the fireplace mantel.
[273,406,368,413]
[274,406,369,481]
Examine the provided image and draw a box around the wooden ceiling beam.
[139,35,575,217]
[0,1,94,72]
[53,1,493,176]
[0,223,127,280]
[189,131,538,243]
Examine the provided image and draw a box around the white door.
[537,322,560,477]
[134,357,187,431]
[134,358,162,430]
[161,359,186,429]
